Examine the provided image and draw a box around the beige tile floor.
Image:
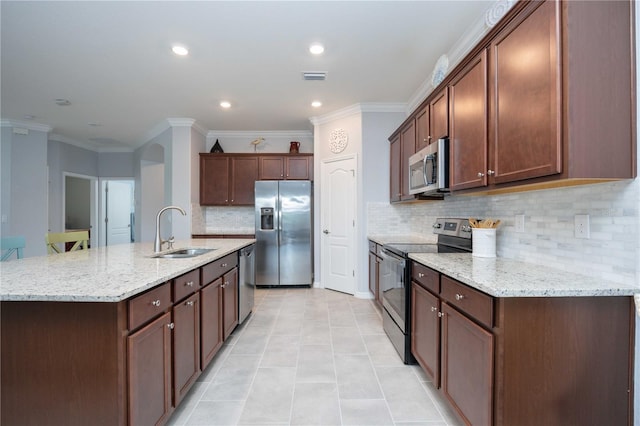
[168,287,463,426]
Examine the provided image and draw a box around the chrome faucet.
[154,205,187,253]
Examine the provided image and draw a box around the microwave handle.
[423,154,429,185]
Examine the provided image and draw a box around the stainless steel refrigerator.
[255,181,312,286]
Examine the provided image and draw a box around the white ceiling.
[1,1,493,151]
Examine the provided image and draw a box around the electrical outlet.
[574,214,590,239]
[515,214,525,232]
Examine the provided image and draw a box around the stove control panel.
[432,218,472,239]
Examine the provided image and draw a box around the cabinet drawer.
[441,276,493,328]
[412,262,439,294]
[368,241,377,253]
[174,269,201,302]
[202,253,238,285]
[128,282,172,331]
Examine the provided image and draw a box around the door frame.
[62,172,98,249]
[319,153,358,295]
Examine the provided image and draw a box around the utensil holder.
[472,228,496,258]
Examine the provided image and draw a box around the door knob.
[323,229,330,234]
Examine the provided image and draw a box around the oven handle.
[379,248,406,268]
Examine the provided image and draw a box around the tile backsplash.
[367,180,639,286]
[192,205,255,234]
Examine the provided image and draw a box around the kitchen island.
[406,252,637,426]
[1,238,254,426]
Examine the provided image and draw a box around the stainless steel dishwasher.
[238,244,255,324]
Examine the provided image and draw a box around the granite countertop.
[0,239,255,303]
[368,234,437,246]
[409,253,638,298]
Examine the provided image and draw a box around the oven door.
[378,248,406,332]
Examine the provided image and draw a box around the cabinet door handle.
[431,306,437,312]
[167,322,175,329]
[438,312,445,318]
[221,263,227,267]
[186,301,194,307]
[455,293,465,301]
[151,299,161,307]
[477,172,485,178]
[487,169,495,176]
[418,272,425,278]
[186,281,194,287]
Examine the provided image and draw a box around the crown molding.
[0,119,53,133]
[142,118,207,146]
[48,133,133,153]
[309,102,407,126]
[406,0,501,114]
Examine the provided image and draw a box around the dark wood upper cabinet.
[389,133,401,202]
[200,156,230,205]
[489,0,561,185]
[389,0,635,196]
[400,121,416,201]
[259,155,313,180]
[449,50,488,191]
[200,155,257,206]
[201,153,313,206]
[429,87,449,141]
[230,156,259,205]
[415,106,430,152]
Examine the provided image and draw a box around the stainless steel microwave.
[408,138,449,195]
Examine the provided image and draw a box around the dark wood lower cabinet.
[1,255,241,426]
[223,267,239,340]
[201,277,224,368]
[441,302,493,426]
[128,311,173,426]
[173,293,201,406]
[411,283,440,385]
[410,261,634,426]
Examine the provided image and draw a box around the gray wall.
[1,127,49,257]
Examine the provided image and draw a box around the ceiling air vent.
[302,72,327,81]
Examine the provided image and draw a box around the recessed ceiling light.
[172,45,189,56]
[54,98,71,106]
[309,43,325,55]
[311,101,322,108]
[220,101,231,109]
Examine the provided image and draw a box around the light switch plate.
[515,214,525,232]
[574,214,590,239]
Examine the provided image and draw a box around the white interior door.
[104,180,134,245]
[321,156,356,295]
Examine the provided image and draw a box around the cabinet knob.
[431,306,437,312]
[186,281,194,287]
[487,169,495,176]
[418,272,425,278]
[221,282,227,288]
[477,172,485,178]
[167,322,175,329]
[151,299,161,307]
[438,312,445,318]
[186,300,194,307]
[221,263,227,267]
[455,293,465,301]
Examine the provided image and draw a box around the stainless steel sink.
[151,248,215,259]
